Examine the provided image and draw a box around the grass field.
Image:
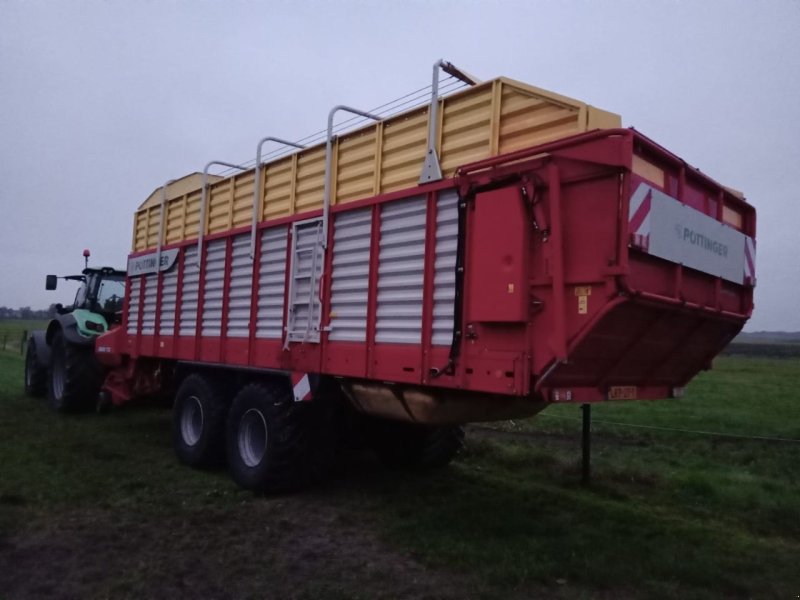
[0,351,798,599]
[0,319,47,353]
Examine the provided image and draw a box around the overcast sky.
[0,0,797,331]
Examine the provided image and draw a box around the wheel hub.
[51,350,65,400]
[180,396,204,446]
[238,408,268,467]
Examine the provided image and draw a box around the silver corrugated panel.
[141,274,158,335]
[432,190,458,346]
[376,195,426,344]
[256,227,288,339]
[226,234,253,338]
[329,207,371,342]
[179,246,200,337]
[158,262,179,336]
[126,277,141,335]
[286,219,324,343]
[202,239,227,337]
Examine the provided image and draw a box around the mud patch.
[0,494,480,600]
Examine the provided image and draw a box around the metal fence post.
[581,403,592,486]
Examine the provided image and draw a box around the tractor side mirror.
[46,275,58,290]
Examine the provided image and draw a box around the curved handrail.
[420,59,479,184]
[197,160,248,267]
[322,105,381,247]
[250,137,306,260]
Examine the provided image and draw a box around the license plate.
[608,386,637,400]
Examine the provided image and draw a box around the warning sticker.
[575,286,591,314]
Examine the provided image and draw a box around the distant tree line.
[0,305,59,320]
[722,342,800,359]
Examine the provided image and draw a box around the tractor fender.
[29,330,51,366]
[45,314,95,348]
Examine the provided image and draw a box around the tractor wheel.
[47,331,102,413]
[367,420,465,469]
[172,373,230,468]
[24,338,47,397]
[226,380,335,492]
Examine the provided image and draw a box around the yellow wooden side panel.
[132,77,622,251]
[336,129,378,203]
[231,171,255,229]
[145,206,161,248]
[439,85,493,175]
[632,154,665,188]
[133,212,148,251]
[184,190,202,240]
[207,180,232,234]
[137,173,219,211]
[263,157,293,219]
[294,146,326,213]
[165,197,187,244]
[379,107,428,194]
[498,84,581,155]
[586,106,621,131]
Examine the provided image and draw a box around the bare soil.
[0,484,481,600]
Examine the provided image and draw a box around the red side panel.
[112,129,755,407]
[467,188,529,322]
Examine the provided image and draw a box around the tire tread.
[48,331,102,412]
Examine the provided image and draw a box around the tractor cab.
[45,250,127,336]
[47,267,127,323]
[26,251,127,410]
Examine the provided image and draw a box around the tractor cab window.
[73,281,89,309]
[97,277,126,314]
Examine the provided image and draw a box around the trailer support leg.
[581,403,591,486]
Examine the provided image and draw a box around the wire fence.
[475,413,800,445]
[0,329,28,355]
[214,75,470,177]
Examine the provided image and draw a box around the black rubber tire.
[367,420,465,469]
[172,373,230,468]
[24,339,47,397]
[47,331,102,413]
[226,380,335,492]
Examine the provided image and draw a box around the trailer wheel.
[24,338,47,397]
[47,331,102,413]
[226,381,334,492]
[368,421,465,469]
[172,374,230,468]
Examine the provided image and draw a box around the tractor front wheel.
[24,338,47,397]
[47,331,102,413]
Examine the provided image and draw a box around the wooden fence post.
[21,330,27,355]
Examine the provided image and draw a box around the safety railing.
[419,59,480,184]
[197,161,248,267]
[250,137,306,260]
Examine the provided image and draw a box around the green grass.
[0,351,798,598]
[374,357,800,597]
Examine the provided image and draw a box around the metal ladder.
[284,218,325,345]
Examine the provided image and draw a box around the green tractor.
[25,250,126,412]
